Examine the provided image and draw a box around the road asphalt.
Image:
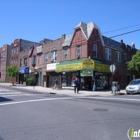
[0,82,127,97]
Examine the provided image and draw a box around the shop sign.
[56,58,94,72]
[46,63,57,70]
[82,58,95,69]
[80,70,93,77]
[19,67,29,74]
[94,63,110,72]
[56,63,82,72]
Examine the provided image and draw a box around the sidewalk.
[0,83,126,97]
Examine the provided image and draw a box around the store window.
[95,73,109,90]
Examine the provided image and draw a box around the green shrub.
[26,77,34,86]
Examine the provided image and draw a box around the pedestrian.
[74,77,79,93]
[53,79,58,89]
[116,82,120,94]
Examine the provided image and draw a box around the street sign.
[110,64,116,72]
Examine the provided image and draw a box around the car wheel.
[126,92,130,95]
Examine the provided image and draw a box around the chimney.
[120,39,123,44]
[62,34,66,39]
[132,42,135,48]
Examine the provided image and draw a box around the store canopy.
[56,58,110,72]
[94,60,110,72]
[19,67,29,74]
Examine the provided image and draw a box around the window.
[24,58,28,66]
[32,55,36,66]
[12,49,13,55]
[105,48,111,61]
[44,52,48,63]
[93,44,97,57]
[76,46,81,58]
[13,48,15,54]
[51,51,57,62]
[64,48,68,60]
[116,51,121,63]
[16,47,18,54]
[38,54,42,64]
[20,59,22,67]
[124,53,127,63]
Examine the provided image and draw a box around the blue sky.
[0,0,140,49]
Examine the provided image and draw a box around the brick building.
[0,44,11,82]
[1,21,137,90]
[11,39,40,84]
[54,22,137,90]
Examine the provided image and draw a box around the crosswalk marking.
[0,88,30,96]
[0,89,10,91]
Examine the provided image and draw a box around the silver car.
[126,79,140,94]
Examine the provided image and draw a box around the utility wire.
[97,7,140,25]
[102,23,140,34]
[109,28,140,38]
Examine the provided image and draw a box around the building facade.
[0,21,137,90]
[11,39,40,84]
[0,44,11,82]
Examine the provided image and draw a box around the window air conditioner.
[77,54,80,59]
[51,58,54,62]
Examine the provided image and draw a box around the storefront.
[93,61,110,90]
[56,58,110,91]
[46,63,60,88]
[18,67,29,84]
[56,58,94,90]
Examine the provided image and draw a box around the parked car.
[126,79,140,94]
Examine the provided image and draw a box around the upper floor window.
[20,59,22,67]
[32,55,36,66]
[124,53,127,63]
[93,44,97,57]
[64,48,68,60]
[12,49,13,55]
[44,52,48,63]
[105,48,111,61]
[24,58,28,66]
[116,51,121,63]
[16,47,18,54]
[76,46,81,58]
[38,54,42,64]
[51,50,57,62]
[13,48,15,54]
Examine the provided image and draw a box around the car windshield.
[129,80,140,85]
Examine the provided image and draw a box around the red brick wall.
[88,28,104,61]
[70,29,87,60]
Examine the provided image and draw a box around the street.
[0,86,140,140]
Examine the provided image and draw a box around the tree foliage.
[127,50,140,74]
[6,65,19,85]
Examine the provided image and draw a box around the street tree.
[127,50,140,75]
[6,65,19,86]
